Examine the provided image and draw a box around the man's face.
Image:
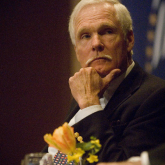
[74,2,134,77]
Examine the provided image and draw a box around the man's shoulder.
[130,62,165,89]
[141,70,165,89]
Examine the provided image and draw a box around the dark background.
[122,0,165,79]
[1,0,71,165]
[1,0,164,165]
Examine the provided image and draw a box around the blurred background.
[1,0,164,165]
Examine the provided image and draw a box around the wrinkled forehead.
[74,2,120,34]
[74,2,117,24]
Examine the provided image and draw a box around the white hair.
[68,0,133,46]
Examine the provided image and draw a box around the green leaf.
[76,142,94,151]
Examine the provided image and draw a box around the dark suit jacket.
[64,62,165,163]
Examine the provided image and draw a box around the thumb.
[103,69,121,86]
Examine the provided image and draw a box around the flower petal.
[63,123,76,152]
[87,154,98,163]
[44,134,61,149]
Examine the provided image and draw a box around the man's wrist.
[78,96,100,109]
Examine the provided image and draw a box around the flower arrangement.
[44,122,102,164]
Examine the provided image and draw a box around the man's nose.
[91,34,104,52]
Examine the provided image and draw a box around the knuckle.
[69,77,73,83]
[79,68,85,73]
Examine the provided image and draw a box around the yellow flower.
[77,136,83,143]
[44,123,102,164]
[44,122,76,155]
[91,139,101,147]
[67,148,85,163]
[74,132,79,138]
[87,154,99,163]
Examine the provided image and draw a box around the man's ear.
[126,30,134,53]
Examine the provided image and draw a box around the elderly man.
[42,0,165,164]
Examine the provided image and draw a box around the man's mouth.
[86,55,112,66]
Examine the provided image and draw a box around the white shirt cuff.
[141,151,150,165]
[127,151,150,165]
[68,105,103,126]
[48,147,58,157]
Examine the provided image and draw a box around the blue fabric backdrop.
[122,0,165,79]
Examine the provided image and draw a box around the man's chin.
[95,69,110,78]
[89,61,113,77]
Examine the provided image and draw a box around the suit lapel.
[104,62,144,117]
[65,99,80,122]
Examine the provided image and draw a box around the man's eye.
[99,29,113,35]
[105,30,112,34]
[81,34,91,39]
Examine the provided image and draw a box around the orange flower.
[44,122,76,155]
